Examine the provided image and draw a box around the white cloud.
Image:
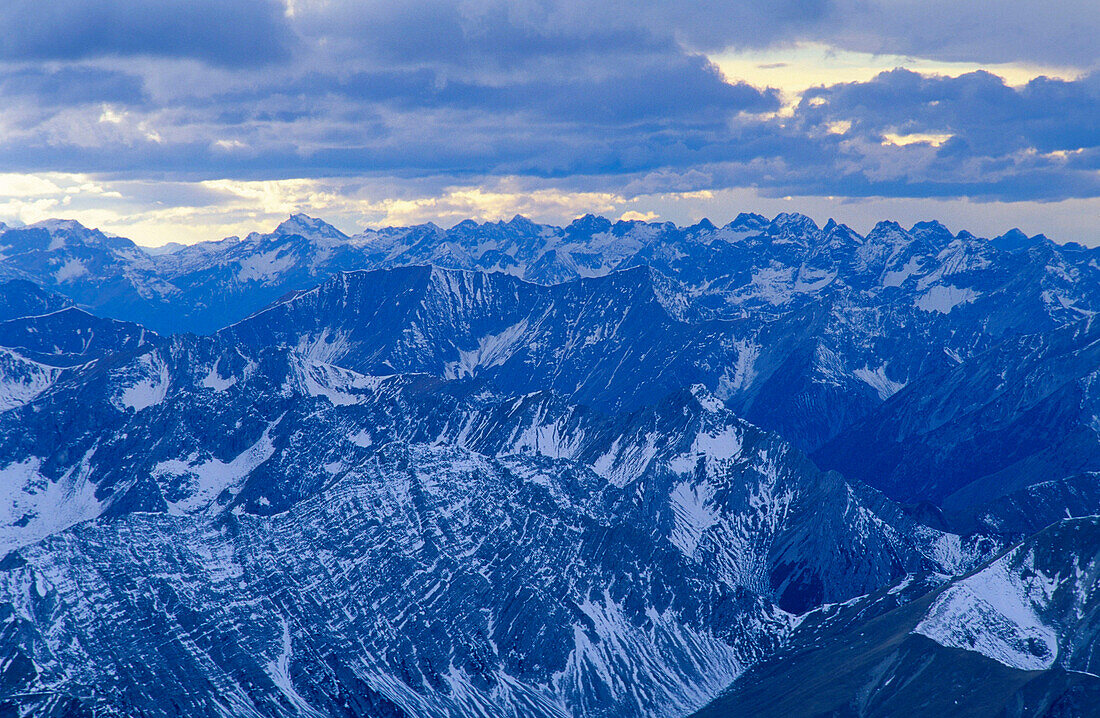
[709,41,1083,108]
[619,210,659,221]
[881,132,953,148]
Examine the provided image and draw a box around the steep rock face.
[222,266,739,416]
[215,248,1100,454]
[0,313,979,603]
[816,315,1100,527]
[692,517,1100,718]
[0,279,71,322]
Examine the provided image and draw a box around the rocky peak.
[565,213,614,237]
[274,213,348,241]
[767,212,821,239]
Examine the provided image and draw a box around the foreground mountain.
[0,269,993,717]
[693,516,1100,717]
[0,434,975,718]
[0,280,154,413]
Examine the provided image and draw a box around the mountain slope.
[692,517,1100,718]
[0,279,71,322]
[816,315,1100,532]
[0,281,153,414]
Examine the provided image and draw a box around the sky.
[0,0,1097,246]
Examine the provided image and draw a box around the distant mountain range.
[1,213,1098,717]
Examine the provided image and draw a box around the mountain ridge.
[2,210,1100,717]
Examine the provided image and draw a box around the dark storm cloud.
[799,70,1100,156]
[297,0,833,65]
[294,55,779,123]
[822,0,1100,69]
[302,0,669,67]
[1,65,1097,203]
[298,0,1099,70]
[0,66,147,106]
[0,0,294,67]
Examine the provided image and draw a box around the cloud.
[0,0,294,67]
[799,69,1100,156]
[759,68,1100,200]
[0,67,147,106]
[289,56,779,124]
[0,0,1096,218]
[295,0,672,68]
[294,0,1099,70]
[0,68,1096,204]
[821,0,1100,69]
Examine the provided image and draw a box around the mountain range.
[1,212,1098,717]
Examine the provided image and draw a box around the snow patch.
[153,418,280,514]
[881,256,921,287]
[690,384,725,413]
[717,340,759,396]
[0,452,104,554]
[0,348,61,411]
[555,592,745,718]
[54,258,88,283]
[115,352,169,412]
[445,320,529,379]
[853,364,905,400]
[794,266,835,293]
[667,423,744,477]
[201,359,237,392]
[746,265,795,305]
[294,360,388,405]
[692,425,743,462]
[348,429,373,448]
[915,285,979,314]
[914,552,1059,670]
[668,480,719,556]
[590,432,659,487]
[237,248,298,282]
[508,412,584,461]
[295,328,351,365]
[266,618,325,716]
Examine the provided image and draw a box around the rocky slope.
[816,314,1100,534]
[693,517,1100,717]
